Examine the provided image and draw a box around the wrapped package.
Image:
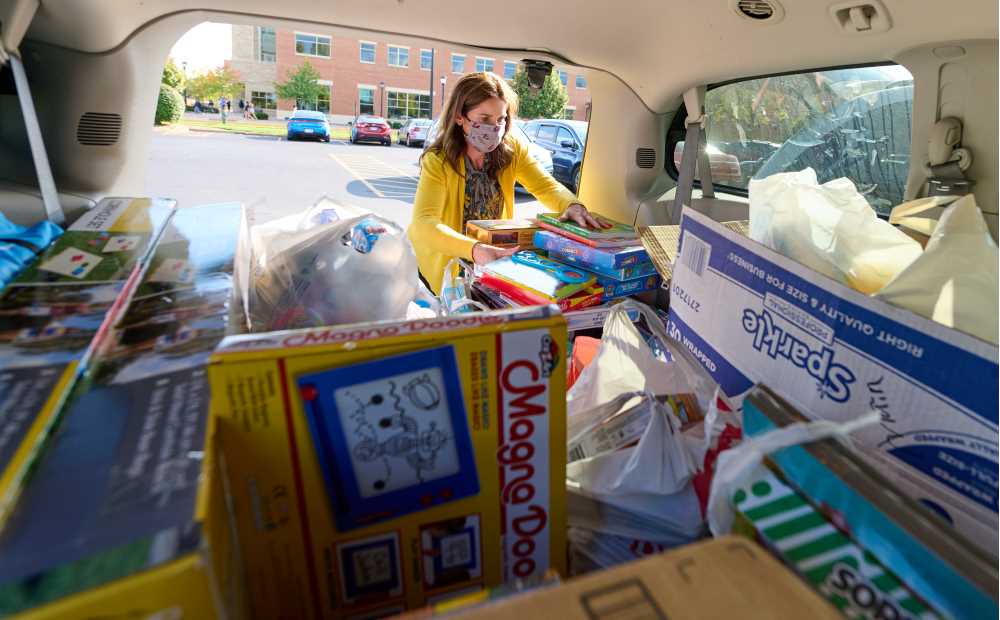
[748,168,922,294]
[244,199,424,330]
[877,194,999,344]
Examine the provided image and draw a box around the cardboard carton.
[209,306,568,618]
[661,207,999,555]
[448,536,841,619]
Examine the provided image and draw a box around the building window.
[360,42,376,64]
[359,87,375,115]
[503,61,517,80]
[563,106,577,119]
[451,54,465,73]
[576,74,587,89]
[257,27,276,63]
[388,45,409,68]
[558,70,568,86]
[295,33,331,58]
[420,49,433,71]
[475,57,494,73]
[387,91,431,119]
[251,91,276,110]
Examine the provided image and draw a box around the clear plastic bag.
[244,199,421,331]
[877,194,999,344]
[748,168,922,294]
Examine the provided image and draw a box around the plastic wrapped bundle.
[247,200,421,331]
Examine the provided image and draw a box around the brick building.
[227,25,591,123]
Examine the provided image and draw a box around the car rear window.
[668,64,914,215]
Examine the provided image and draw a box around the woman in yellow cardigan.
[408,72,609,293]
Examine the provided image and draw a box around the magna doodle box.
[208,305,568,619]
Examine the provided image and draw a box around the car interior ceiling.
[0,0,996,239]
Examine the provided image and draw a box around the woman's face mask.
[463,117,506,153]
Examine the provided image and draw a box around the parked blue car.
[286,110,331,142]
[522,119,588,192]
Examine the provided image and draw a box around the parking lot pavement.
[145,130,543,229]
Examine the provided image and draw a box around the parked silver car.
[398,118,434,147]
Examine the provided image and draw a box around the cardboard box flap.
[452,536,840,619]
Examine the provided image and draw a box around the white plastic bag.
[245,198,420,331]
[439,257,488,315]
[749,168,922,294]
[707,412,879,536]
[877,194,999,344]
[567,393,700,497]
[566,300,717,432]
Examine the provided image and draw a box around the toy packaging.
[0,197,174,525]
[548,249,657,281]
[465,219,539,248]
[482,254,596,301]
[208,305,568,619]
[663,207,999,553]
[533,230,648,269]
[535,213,637,245]
[0,202,246,619]
[738,385,998,620]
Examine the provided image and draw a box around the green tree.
[186,66,242,102]
[510,69,568,119]
[275,61,327,109]
[161,58,185,90]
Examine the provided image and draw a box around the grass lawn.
[175,119,398,142]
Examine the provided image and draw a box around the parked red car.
[350,115,392,146]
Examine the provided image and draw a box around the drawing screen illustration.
[333,367,461,498]
[298,345,479,531]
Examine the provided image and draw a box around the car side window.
[536,125,557,143]
[556,127,576,147]
[669,64,914,216]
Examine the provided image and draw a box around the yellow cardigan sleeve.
[409,151,478,261]
[512,140,579,213]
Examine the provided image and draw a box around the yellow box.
[209,306,568,619]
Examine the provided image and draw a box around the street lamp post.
[181,61,188,106]
[440,75,446,110]
[379,81,385,118]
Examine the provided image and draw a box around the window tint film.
[673,64,913,215]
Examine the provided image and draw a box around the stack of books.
[469,214,660,313]
[533,213,660,300]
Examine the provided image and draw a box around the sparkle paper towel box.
[208,307,567,619]
[663,207,999,554]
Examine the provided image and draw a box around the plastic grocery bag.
[244,198,421,331]
[877,194,999,344]
[748,168,922,294]
[567,393,700,497]
[566,300,717,430]
[707,412,879,536]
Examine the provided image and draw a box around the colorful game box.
[0,201,247,619]
[533,230,648,269]
[0,197,174,526]
[208,306,568,619]
[465,219,539,248]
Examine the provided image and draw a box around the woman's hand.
[560,203,613,230]
[472,242,517,265]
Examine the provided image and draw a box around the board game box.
[208,306,568,619]
[0,197,175,526]
[465,219,539,248]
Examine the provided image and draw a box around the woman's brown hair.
[423,72,518,178]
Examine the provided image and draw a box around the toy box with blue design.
[208,306,568,619]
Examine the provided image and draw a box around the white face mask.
[463,117,506,153]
